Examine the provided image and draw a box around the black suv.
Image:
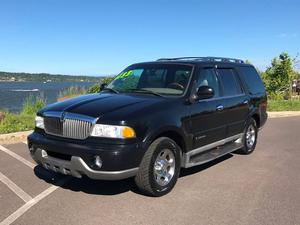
[28,57,267,196]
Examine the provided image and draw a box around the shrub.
[88,76,115,93]
[21,95,45,115]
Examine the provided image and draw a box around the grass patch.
[0,113,35,134]
[0,96,45,134]
[268,99,300,111]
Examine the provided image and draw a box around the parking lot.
[0,116,299,225]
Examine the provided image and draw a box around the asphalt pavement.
[0,116,299,225]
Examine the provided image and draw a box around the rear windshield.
[107,64,193,96]
[238,66,265,95]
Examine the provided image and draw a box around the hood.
[40,93,163,118]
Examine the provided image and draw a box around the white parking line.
[0,145,36,169]
[0,172,33,203]
[0,177,71,225]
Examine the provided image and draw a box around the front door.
[189,68,227,149]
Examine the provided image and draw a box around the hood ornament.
[60,112,66,122]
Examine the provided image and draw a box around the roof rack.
[157,57,244,64]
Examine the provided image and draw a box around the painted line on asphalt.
[0,144,36,169]
[0,176,71,225]
[0,172,33,203]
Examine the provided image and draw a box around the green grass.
[0,96,45,134]
[267,99,300,111]
[0,113,35,134]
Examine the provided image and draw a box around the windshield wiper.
[127,88,164,97]
[102,87,119,94]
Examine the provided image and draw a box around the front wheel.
[134,137,181,197]
[237,118,258,154]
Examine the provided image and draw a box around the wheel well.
[155,131,186,153]
[252,114,260,128]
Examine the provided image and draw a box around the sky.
[0,0,299,76]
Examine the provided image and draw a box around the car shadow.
[34,165,139,196]
[34,153,233,196]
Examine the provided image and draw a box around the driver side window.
[196,68,220,98]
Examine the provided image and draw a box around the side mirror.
[100,83,107,92]
[196,86,214,100]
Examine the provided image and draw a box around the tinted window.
[239,66,265,95]
[141,69,167,88]
[217,69,243,96]
[196,68,220,97]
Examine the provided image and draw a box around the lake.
[0,81,95,112]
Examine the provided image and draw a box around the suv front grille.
[44,113,95,140]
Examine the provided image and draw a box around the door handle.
[243,99,249,104]
[216,105,224,111]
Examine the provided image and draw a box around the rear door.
[216,68,249,137]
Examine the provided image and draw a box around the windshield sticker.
[115,70,133,80]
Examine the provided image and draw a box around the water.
[0,81,95,112]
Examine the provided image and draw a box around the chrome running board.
[182,134,243,168]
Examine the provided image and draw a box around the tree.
[264,52,296,95]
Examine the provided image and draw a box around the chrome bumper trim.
[31,148,138,180]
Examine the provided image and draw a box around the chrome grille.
[43,112,95,140]
[62,118,93,140]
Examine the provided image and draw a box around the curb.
[268,111,300,118]
[0,130,32,145]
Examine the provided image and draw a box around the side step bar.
[182,134,243,168]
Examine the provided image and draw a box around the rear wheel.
[134,137,181,197]
[238,118,258,154]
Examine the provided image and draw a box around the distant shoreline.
[0,71,103,82]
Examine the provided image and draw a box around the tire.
[237,118,258,155]
[134,137,181,197]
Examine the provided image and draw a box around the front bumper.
[31,148,138,180]
[28,132,144,180]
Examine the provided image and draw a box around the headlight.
[90,124,135,139]
[35,116,44,129]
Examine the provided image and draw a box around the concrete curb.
[0,130,32,145]
[268,111,300,118]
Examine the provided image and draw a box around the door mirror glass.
[196,86,214,100]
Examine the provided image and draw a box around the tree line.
[0,71,102,82]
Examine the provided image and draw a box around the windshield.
[106,64,193,96]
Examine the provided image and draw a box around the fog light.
[94,156,102,168]
[29,146,35,153]
[41,149,48,158]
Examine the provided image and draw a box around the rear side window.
[217,68,243,96]
[238,66,265,95]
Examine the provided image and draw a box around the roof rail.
[157,56,244,64]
